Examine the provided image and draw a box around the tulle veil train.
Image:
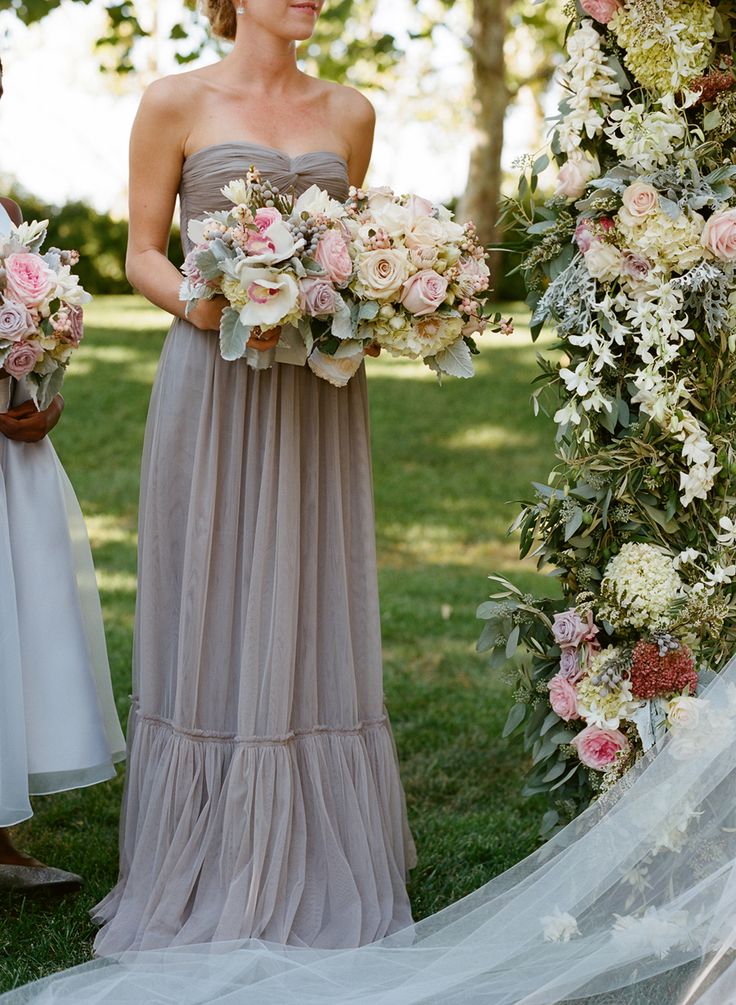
[5,655,736,1003]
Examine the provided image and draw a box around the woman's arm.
[126,78,224,332]
[340,89,376,189]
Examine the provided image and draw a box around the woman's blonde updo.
[201,0,237,41]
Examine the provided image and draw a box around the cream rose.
[667,695,702,731]
[619,182,660,227]
[584,241,623,282]
[702,209,736,261]
[555,154,600,201]
[356,248,412,300]
[406,216,446,255]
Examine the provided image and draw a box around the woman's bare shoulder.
[316,78,375,125]
[0,197,22,225]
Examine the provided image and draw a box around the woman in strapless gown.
[0,58,126,886]
[92,0,415,954]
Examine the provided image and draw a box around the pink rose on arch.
[400,269,449,317]
[574,219,595,253]
[580,0,622,23]
[4,339,42,378]
[254,207,282,232]
[548,674,580,722]
[572,725,629,770]
[4,253,56,310]
[300,277,338,317]
[314,230,353,287]
[702,209,736,262]
[552,609,589,649]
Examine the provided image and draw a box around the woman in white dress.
[0,56,125,891]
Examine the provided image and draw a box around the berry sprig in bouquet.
[0,219,90,408]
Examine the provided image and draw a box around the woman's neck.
[223,24,300,93]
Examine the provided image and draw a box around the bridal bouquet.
[483,0,736,832]
[180,168,506,386]
[0,219,90,408]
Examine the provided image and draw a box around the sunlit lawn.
[0,296,559,990]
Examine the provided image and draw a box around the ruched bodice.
[179,142,350,255]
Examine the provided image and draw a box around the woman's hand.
[0,394,64,443]
[187,296,228,332]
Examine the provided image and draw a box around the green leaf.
[564,507,584,540]
[502,703,527,738]
[219,308,251,361]
[505,625,521,659]
[704,109,723,132]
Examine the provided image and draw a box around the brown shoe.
[0,864,83,895]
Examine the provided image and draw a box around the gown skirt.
[0,374,126,828]
[92,144,416,953]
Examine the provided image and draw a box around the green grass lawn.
[0,296,558,991]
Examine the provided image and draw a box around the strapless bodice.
[179,142,350,255]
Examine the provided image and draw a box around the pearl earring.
[236,2,245,12]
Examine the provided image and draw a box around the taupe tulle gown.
[92,143,416,954]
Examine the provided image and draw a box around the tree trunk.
[459,0,510,274]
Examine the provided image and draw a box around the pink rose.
[456,256,491,297]
[405,194,434,220]
[580,0,622,23]
[4,253,56,310]
[0,298,34,342]
[54,305,84,347]
[574,219,595,253]
[400,269,449,317]
[555,155,600,201]
[4,339,42,378]
[702,209,736,261]
[548,674,580,722]
[254,207,282,232]
[182,246,207,287]
[572,724,629,770]
[314,230,353,286]
[300,277,338,317]
[552,609,589,649]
